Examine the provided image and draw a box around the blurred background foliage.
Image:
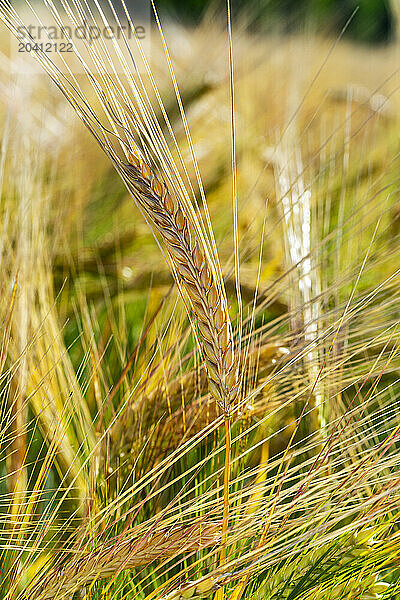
[156,0,394,44]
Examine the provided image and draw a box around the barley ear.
[121,154,239,415]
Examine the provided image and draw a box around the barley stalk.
[120,154,239,415]
[274,138,324,439]
[120,152,239,600]
[28,521,221,600]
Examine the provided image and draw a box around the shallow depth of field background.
[0,0,400,598]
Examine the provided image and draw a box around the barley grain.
[29,521,221,600]
[120,154,239,414]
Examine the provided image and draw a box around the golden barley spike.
[121,153,239,415]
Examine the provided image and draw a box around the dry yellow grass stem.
[28,521,221,600]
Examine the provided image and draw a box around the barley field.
[0,1,399,599]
